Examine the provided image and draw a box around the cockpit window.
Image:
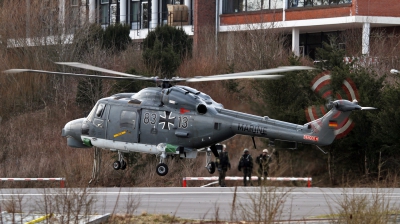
[95,103,106,118]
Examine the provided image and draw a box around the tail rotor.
[305,71,360,139]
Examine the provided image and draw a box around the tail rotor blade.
[342,78,360,102]
[311,71,332,100]
[361,107,377,110]
[334,118,355,139]
[305,105,326,122]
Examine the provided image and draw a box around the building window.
[270,0,283,9]
[100,1,109,25]
[142,1,149,28]
[162,0,183,25]
[247,0,265,11]
[130,0,140,29]
[291,31,343,59]
[129,0,149,29]
[222,0,283,14]
[289,0,351,8]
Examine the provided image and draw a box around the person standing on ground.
[217,144,231,187]
[256,148,272,185]
[238,148,253,186]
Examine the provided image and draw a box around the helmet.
[223,144,227,149]
[243,148,249,153]
[263,149,268,153]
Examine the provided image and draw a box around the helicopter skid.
[81,137,197,158]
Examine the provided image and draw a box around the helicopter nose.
[62,118,89,148]
[62,118,84,139]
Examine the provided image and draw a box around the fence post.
[182,177,187,187]
[60,178,65,188]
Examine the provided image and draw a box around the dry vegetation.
[326,188,400,224]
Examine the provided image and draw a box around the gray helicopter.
[4,63,375,176]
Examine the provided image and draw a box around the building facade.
[216,0,400,58]
[73,0,194,40]
[11,0,400,58]
[93,0,399,58]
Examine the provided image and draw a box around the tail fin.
[305,99,359,145]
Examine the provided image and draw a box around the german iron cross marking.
[159,111,175,130]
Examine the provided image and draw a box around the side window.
[96,103,106,118]
[120,111,136,129]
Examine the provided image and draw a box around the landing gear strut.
[156,152,169,176]
[113,151,127,170]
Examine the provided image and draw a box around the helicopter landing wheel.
[206,161,216,174]
[120,160,127,170]
[113,161,121,170]
[156,163,169,176]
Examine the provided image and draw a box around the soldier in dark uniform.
[238,148,253,186]
[256,149,272,185]
[217,144,231,187]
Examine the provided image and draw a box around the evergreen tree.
[102,23,131,51]
[143,25,192,78]
[372,84,400,173]
[315,41,385,183]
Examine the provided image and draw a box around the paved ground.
[1,187,399,222]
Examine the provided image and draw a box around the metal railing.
[0,177,66,188]
[182,176,312,187]
[288,0,351,8]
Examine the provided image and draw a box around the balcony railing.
[222,0,284,14]
[289,0,351,8]
[221,0,352,14]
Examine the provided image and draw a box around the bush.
[102,23,132,51]
[143,25,192,77]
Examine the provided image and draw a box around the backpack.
[219,152,229,167]
[240,154,251,167]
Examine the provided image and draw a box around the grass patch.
[109,212,215,224]
[326,188,400,224]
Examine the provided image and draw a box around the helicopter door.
[106,106,139,143]
[91,103,109,139]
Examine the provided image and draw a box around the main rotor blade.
[3,69,134,80]
[214,66,314,77]
[55,62,142,78]
[4,65,314,84]
[186,74,283,82]
[186,66,313,82]
[4,68,184,83]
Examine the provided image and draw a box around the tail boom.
[220,99,359,146]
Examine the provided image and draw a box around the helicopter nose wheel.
[206,162,216,174]
[156,163,169,176]
[113,161,121,170]
[205,149,216,174]
[155,152,169,176]
[113,151,127,170]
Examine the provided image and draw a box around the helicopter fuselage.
[62,85,358,159]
